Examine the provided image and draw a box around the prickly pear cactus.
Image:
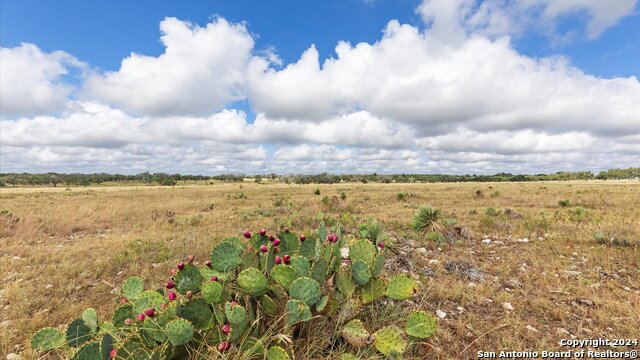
[267,345,291,360]
[224,301,247,324]
[385,274,417,300]
[237,267,269,296]
[340,319,371,347]
[210,241,242,272]
[289,277,322,306]
[31,223,436,359]
[286,299,312,325]
[405,310,437,338]
[31,328,65,352]
[373,325,407,356]
[351,260,371,286]
[269,264,298,290]
[175,264,203,294]
[349,239,376,266]
[201,281,223,303]
[165,318,194,346]
[122,276,144,300]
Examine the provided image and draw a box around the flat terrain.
[1,181,639,359]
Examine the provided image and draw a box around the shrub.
[558,199,571,207]
[313,188,320,195]
[474,189,484,198]
[485,207,499,216]
[425,231,445,245]
[340,191,347,201]
[31,224,436,359]
[412,206,443,233]
[490,190,501,198]
[397,192,407,201]
[358,219,386,243]
[571,206,588,221]
[321,195,330,206]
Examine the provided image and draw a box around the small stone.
[456,306,465,312]
[428,259,440,265]
[11,256,22,261]
[340,247,350,259]
[526,325,539,333]
[556,328,570,335]
[467,282,476,288]
[623,286,631,291]
[517,238,529,243]
[561,270,581,277]
[503,302,514,311]
[0,320,11,328]
[6,354,22,360]
[45,284,53,290]
[415,247,427,254]
[481,239,492,244]
[436,310,447,319]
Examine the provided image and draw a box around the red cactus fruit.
[136,313,145,322]
[144,308,155,317]
[210,276,218,282]
[231,300,238,306]
[299,235,306,242]
[378,241,385,249]
[124,318,132,326]
[218,341,231,352]
[120,298,128,304]
[168,292,176,301]
[259,229,267,236]
[273,239,281,246]
[283,255,291,264]
[284,227,290,233]
[260,245,268,253]
[243,231,251,238]
[161,303,167,310]
[186,255,194,264]
[166,280,175,289]
[205,260,212,267]
[110,348,117,358]
[269,234,276,242]
[170,268,177,276]
[177,262,185,270]
[221,323,230,335]
[275,255,282,265]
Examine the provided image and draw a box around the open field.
[1,181,639,359]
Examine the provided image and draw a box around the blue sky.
[1,0,639,174]
[2,0,638,77]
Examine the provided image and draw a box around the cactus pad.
[289,277,322,306]
[200,266,232,283]
[31,327,65,352]
[132,290,165,314]
[201,281,223,303]
[299,234,317,259]
[237,267,269,296]
[290,255,310,277]
[339,354,358,360]
[361,278,386,304]
[165,319,194,346]
[142,317,166,343]
[66,319,91,347]
[372,252,385,278]
[177,299,214,329]
[286,299,312,325]
[336,268,356,296]
[351,260,371,286]
[175,264,203,294]
[210,241,242,272]
[349,239,375,266]
[72,341,100,360]
[316,295,329,312]
[112,305,133,327]
[405,311,437,339]
[279,231,300,256]
[122,277,144,300]
[337,297,362,324]
[267,346,291,360]
[373,326,407,356]
[340,319,371,347]
[100,334,114,360]
[224,302,247,324]
[81,308,98,333]
[241,249,260,270]
[311,258,328,283]
[260,294,279,316]
[269,264,298,290]
[385,275,417,300]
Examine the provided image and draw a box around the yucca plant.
[412,206,444,233]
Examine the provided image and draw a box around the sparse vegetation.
[558,199,571,207]
[412,206,443,233]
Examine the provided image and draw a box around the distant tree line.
[0,168,638,187]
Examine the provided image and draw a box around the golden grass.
[1,181,639,359]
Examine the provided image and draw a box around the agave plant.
[412,206,444,233]
[32,223,437,359]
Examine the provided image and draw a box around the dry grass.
[1,181,639,359]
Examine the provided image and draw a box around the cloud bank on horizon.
[1,0,639,174]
